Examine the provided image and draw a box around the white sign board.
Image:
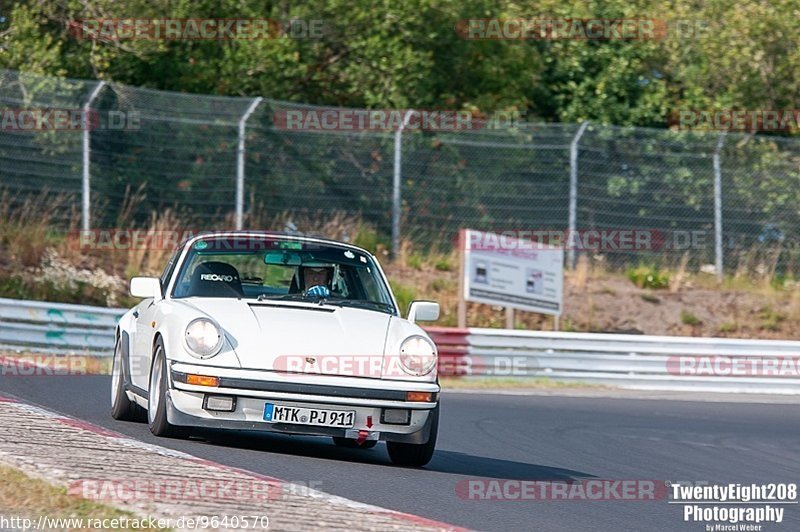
[462,229,564,316]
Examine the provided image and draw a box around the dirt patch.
[385,260,800,339]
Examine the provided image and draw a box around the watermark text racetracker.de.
[455,18,710,40]
[71,229,303,251]
[463,228,711,253]
[0,356,99,377]
[0,108,140,131]
[456,479,668,501]
[272,354,536,378]
[272,108,521,132]
[69,18,323,40]
[671,109,800,132]
[69,477,323,503]
[667,356,800,377]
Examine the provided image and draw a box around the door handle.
[133,310,139,318]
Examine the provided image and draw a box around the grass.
[0,465,169,531]
[407,253,424,270]
[351,224,388,254]
[680,310,701,326]
[429,278,454,293]
[433,254,454,272]
[0,190,70,269]
[389,281,417,316]
[759,306,785,331]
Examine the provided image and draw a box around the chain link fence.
[2,68,800,275]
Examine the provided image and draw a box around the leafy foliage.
[627,265,670,289]
[1,0,798,126]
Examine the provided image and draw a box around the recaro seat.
[187,262,244,298]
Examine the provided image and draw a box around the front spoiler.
[165,390,437,444]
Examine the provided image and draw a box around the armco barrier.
[0,297,122,355]
[426,327,800,394]
[1,298,799,394]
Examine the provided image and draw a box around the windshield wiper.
[325,299,395,314]
[255,294,394,314]
[256,293,335,305]
[257,293,310,302]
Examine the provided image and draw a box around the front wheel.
[147,338,190,439]
[386,405,439,467]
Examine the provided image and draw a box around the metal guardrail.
[1,298,799,394]
[0,298,122,355]
[427,327,800,394]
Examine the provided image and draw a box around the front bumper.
[165,362,440,444]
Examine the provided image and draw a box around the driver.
[303,266,333,293]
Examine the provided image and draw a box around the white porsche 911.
[111,232,441,466]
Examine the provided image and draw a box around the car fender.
[116,305,144,380]
[383,317,438,383]
[152,301,242,369]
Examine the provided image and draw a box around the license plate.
[263,403,355,428]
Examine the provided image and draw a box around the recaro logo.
[200,273,235,282]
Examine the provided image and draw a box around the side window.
[159,247,182,296]
[331,266,350,298]
[355,266,387,303]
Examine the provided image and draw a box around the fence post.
[235,97,263,230]
[713,132,726,282]
[568,121,590,269]
[391,110,415,260]
[81,81,106,232]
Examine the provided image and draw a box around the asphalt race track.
[1,376,798,531]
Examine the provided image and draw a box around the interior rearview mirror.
[264,251,302,266]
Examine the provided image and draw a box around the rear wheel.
[110,338,145,422]
[332,437,378,449]
[386,405,439,467]
[147,338,190,439]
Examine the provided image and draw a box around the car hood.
[178,298,393,378]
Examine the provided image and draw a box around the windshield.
[171,236,396,314]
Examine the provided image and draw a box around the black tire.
[386,405,439,467]
[147,338,191,439]
[332,437,378,449]
[110,337,146,422]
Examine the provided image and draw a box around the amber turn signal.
[186,374,220,387]
[406,391,434,402]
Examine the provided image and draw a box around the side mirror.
[407,301,440,323]
[130,277,162,300]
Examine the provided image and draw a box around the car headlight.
[185,318,223,358]
[398,336,437,376]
